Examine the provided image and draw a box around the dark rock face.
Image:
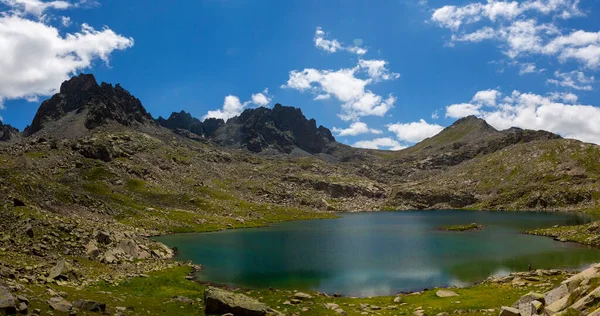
[0,121,20,141]
[211,104,335,154]
[24,74,155,136]
[156,111,224,138]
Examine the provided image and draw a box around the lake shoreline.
[156,209,600,298]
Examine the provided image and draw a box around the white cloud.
[353,137,406,150]
[431,0,580,31]
[444,89,600,144]
[282,60,399,121]
[203,95,248,121]
[332,121,382,137]
[519,62,538,74]
[0,14,133,109]
[431,110,439,119]
[430,1,600,68]
[251,88,271,106]
[60,15,70,26]
[547,70,594,90]
[472,89,501,106]
[1,0,71,17]
[204,88,273,121]
[446,103,482,118]
[387,119,444,143]
[358,59,400,81]
[314,27,367,55]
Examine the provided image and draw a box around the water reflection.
[155,210,600,297]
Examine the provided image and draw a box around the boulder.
[47,296,72,313]
[0,286,16,314]
[512,292,544,312]
[73,299,106,312]
[435,290,459,298]
[544,284,569,306]
[204,286,268,316]
[571,285,600,311]
[48,259,71,280]
[545,295,569,315]
[96,231,112,245]
[499,306,520,316]
[562,263,600,290]
[24,223,33,238]
[293,292,313,300]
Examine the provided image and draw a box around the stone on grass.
[73,299,107,312]
[47,296,72,313]
[293,292,312,300]
[436,290,459,298]
[204,286,268,316]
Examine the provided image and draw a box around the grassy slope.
[22,265,563,316]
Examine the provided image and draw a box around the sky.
[1,0,600,150]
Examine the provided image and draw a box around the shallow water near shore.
[155,210,600,297]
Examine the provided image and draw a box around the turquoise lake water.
[155,210,600,297]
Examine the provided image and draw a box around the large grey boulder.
[204,286,268,316]
[0,286,16,314]
[48,259,72,280]
[499,306,520,316]
[544,284,569,306]
[47,296,72,313]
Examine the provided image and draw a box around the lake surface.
[155,210,600,297]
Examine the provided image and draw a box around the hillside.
[1,74,600,314]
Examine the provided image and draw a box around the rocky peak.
[0,120,20,142]
[24,74,155,136]
[211,103,335,154]
[156,111,224,138]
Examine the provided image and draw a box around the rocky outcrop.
[496,264,600,315]
[157,111,224,138]
[0,121,20,141]
[391,189,477,209]
[204,286,269,316]
[211,104,335,154]
[24,74,155,136]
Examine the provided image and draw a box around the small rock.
[334,308,346,315]
[0,286,16,314]
[73,299,106,312]
[436,290,459,298]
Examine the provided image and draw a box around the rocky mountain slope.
[1,73,600,315]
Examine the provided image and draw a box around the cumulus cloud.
[0,13,133,109]
[204,88,273,121]
[282,60,399,121]
[314,27,367,55]
[519,62,539,74]
[547,70,595,91]
[387,119,444,143]
[444,89,600,144]
[203,95,248,121]
[430,1,600,68]
[251,88,271,106]
[332,121,382,137]
[353,137,406,150]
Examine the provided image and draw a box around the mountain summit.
[211,104,336,154]
[24,74,155,137]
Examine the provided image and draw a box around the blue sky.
[1,0,600,149]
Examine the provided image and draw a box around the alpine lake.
[155,210,600,297]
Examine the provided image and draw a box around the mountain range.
[2,73,600,221]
